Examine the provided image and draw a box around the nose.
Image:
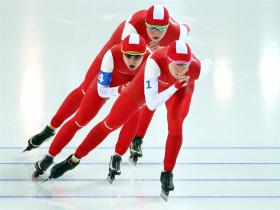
[127,57,138,66]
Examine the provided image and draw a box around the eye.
[125,54,132,59]
[133,55,142,60]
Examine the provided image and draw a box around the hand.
[147,40,160,52]
[174,76,190,89]
[118,82,130,94]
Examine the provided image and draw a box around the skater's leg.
[105,106,141,182]
[74,94,140,159]
[160,85,194,200]
[108,111,141,183]
[50,57,103,129]
[25,54,102,152]
[48,94,140,180]
[115,110,141,156]
[128,107,155,162]
[24,22,126,152]
[49,21,125,128]
[49,79,106,157]
[32,80,106,179]
[164,85,194,172]
[50,84,86,129]
[136,106,155,138]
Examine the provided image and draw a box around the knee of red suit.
[102,119,119,131]
[80,81,90,94]
[73,108,94,128]
[168,123,184,136]
[166,133,183,147]
[76,80,90,96]
[50,85,86,128]
[50,117,61,129]
[115,144,127,156]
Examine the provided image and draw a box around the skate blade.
[42,177,51,182]
[31,174,38,181]
[130,151,142,158]
[160,190,169,201]
[31,170,42,181]
[22,147,31,153]
[129,157,137,166]
[22,148,28,153]
[107,175,114,184]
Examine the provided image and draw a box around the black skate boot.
[160,171,174,201]
[32,155,54,181]
[47,155,79,181]
[107,155,121,184]
[23,125,55,152]
[129,136,143,165]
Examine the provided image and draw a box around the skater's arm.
[144,58,177,111]
[97,84,119,98]
[169,16,190,42]
[97,50,120,98]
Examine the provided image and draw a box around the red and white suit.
[73,46,212,172]
[50,7,190,146]
[48,39,149,157]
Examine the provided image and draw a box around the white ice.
[0,0,279,210]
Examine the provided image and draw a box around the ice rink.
[0,0,280,209]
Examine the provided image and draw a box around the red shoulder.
[129,10,147,26]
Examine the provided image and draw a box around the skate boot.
[23,125,55,152]
[160,171,174,201]
[32,155,54,181]
[47,155,79,181]
[129,136,143,165]
[107,155,121,184]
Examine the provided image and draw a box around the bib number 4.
[98,74,104,83]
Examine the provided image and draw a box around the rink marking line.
[0,195,279,199]
[1,162,280,165]
[2,146,280,150]
[1,178,280,182]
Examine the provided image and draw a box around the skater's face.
[168,61,191,79]
[146,22,168,41]
[123,53,144,70]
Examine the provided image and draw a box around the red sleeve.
[160,20,180,45]
[189,56,201,81]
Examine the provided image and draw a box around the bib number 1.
[146,80,152,89]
